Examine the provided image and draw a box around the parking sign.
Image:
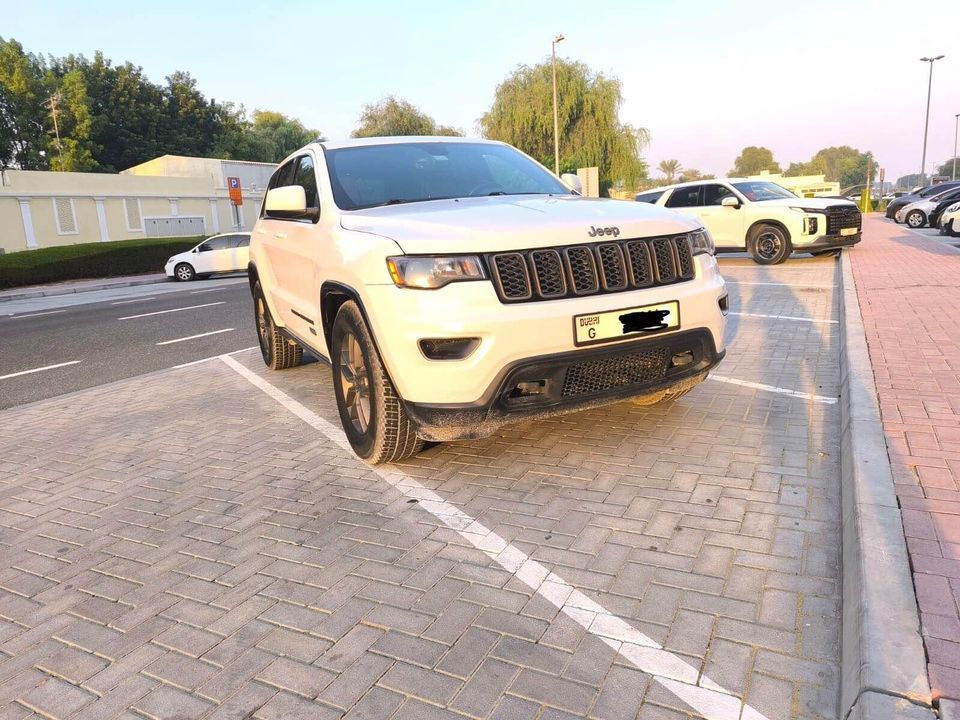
[228,176,243,205]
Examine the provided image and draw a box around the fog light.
[510,380,545,398]
[719,294,729,315]
[671,351,695,368]
[419,337,480,360]
[804,216,818,235]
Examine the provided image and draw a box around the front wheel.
[748,224,791,265]
[906,210,926,228]
[174,263,196,281]
[253,282,303,370]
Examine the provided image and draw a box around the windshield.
[325,141,572,211]
[730,181,797,202]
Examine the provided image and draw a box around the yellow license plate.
[840,227,858,236]
[574,300,680,347]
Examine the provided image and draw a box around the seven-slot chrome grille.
[487,234,695,303]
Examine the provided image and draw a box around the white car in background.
[165,232,251,281]
[636,179,860,264]
[940,201,960,237]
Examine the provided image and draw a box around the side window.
[702,184,736,206]
[665,186,702,208]
[275,160,296,188]
[293,155,319,210]
[635,190,665,204]
[203,235,231,251]
[233,235,251,248]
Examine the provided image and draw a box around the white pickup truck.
[247,137,728,463]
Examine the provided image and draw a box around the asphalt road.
[0,279,261,409]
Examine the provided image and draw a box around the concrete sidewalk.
[0,273,169,302]
[849,216,960,710]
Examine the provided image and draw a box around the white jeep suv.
[249,137,728,463]
[636,179,861,264]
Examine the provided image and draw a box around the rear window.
[635,190,664,204]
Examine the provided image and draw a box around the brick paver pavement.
[0,257,843,719]
[849,217,960,704]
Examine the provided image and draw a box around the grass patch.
[0,237,205,290]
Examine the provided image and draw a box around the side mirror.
[561,173,583,195]
[265,185,318,220]
[721,196,740,208]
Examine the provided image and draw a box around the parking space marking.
[219,353,769,720]
[171,345,258,369]
[710,373,837,404]
[729,311,838,324]
[0,360,80,381]
[6,309,67,319]
[723,281,835,289]
[155,328,235,346]
[117,301,225,320]
[110,296,157,305]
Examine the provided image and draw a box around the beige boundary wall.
[0,166,268,254]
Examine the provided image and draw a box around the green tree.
[0,38,49,169]
[658,159,681,183]
[936,158,960,178]
[352,96,462,138]
[784,146,874,187]
[479,59,649,192]
[730,146,781,176]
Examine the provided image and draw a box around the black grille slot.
[492,253,531,300]
[565,246,598,294]
[675,236,694,279]
[651,238,677,283]
[485,234,694,303]
[561,347,668,397]
[596,243,627,290]
[825,205,862,235]
[625,241,653,287]
[530,249,566,298]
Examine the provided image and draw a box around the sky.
[4,0,960,182]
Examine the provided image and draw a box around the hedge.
[0,236,206,290]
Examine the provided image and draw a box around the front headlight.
[386,255,486,289]
[689,228,714,256]
[948,202,960,213]
[789,206,824,214]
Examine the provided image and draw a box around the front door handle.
[274,232,287,240]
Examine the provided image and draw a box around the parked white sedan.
[165,233,251,281]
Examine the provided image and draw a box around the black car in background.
[886,181,960,219]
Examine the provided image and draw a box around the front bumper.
[404,328,724,441]
[796,233,862,253]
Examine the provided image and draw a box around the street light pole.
[551,34,564,176]
[919,55,945,184]
[953,112,959,181]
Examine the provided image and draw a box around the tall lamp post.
[919,55,945,183]
[953,112,959,181]
[552,34,564,176]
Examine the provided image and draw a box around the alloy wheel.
[756,231,782,261]
[339,332,371,434]
[255,296,271,356]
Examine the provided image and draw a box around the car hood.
[339,195,702,254]
[902,199,933,212]
[166,250,192,263]
[746,197,855,211]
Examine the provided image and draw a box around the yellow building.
[0,155,275,254]
[747,170,839,198]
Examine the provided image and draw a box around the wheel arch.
[747,218,792,243]
[320,282,385,360]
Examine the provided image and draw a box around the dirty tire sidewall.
[748,224,791,265]
[331,301,423,464]
[252,281,303,370]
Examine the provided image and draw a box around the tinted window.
[702,184,736,205]
[202,236,231,251]
[666,186,702,208]
[730,181,796,201]
[325,142,571,211]
[233,235,251,248]
[274,160,296,189]
[636,190,665,204]
[294,155,319,209]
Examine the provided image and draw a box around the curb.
[0,275,169,303]
[838,250,933,718]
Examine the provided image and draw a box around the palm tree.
[658,159,681,183]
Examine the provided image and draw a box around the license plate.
[574,301,680,346]
[840,227,858,236]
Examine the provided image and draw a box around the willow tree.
[479,59,649,192]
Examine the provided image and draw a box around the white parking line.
[723,281,835,289]
[111,296,157,305]
[729,311,838,325]
[219,354,769,720]
[710,374,837,404]
[172,346,259,369]
[156,328,234,346]
[118,301,224,320]
[6,310,67,319]
[0,360,80,381]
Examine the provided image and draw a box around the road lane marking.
[220,353,769,720]
[0,360,80,381]
[189,287,226,294]
[118,301,224,320]
[729,311,838,324]
[710,374,837,404]
[6,310,67,319]
[111,297,157,305]
[156,328,235,346]
[172,346,258,369]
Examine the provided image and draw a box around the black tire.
[811,249,841,257]
[906,210,926,228]
[331,301,423,464]
[174,263,196,281]
[748,224,791,265]
[253,282,303,370]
